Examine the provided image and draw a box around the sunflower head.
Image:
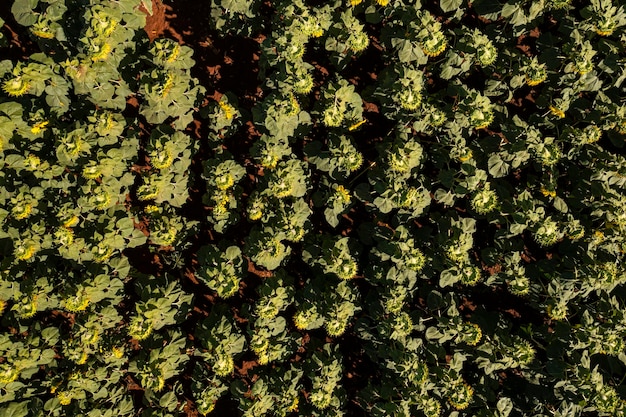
[2,76,30,97]
[421,31,447,57]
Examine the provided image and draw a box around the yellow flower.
[595,18,616,37]
[422,398,441,417]
[57,390,72,406]
[62,215,80,228]
[160,73,175,98]
[212,353,235,377]
[55,227,74,247]
[150,148,174,170]
[593,230,605,243]
[144,177,168,199]
[31,28,55,39]
[288,396,299,412]
[293,309,318,330]
[82,164,102,180]
[64,292,90,312]
[540,188,556,198]
[345,152,363,172]
[144,205,160,214]
[421,31,447,57]
[248,208,262,221]
[350,0,363,5]
[212,193,231,216]
[25,154,41,170]
[294,73,314,94]
[87,329,100,345]
[376,0,390,5]
[0,365,19,384]
[12,202,32,220]
[128,316,153,341]
[49,381,62,394]
[218,100,234,120]
[17,295,39,318]
[470,108,494,129]
[458,149,473,162]
[524,59,548,86]
[546,301,568,320]
[198,401,216,415]
[100,111,115,132]
[216,173,235,190]
[111,346,125,359]
[548,105,565,118]
[596,28,614,36]
[30,120,49,134]
[92,244,114,262]
[476,43,497,66]
[15,241,38,261]
[167,44,180,63]
[76,351,88,365]
[348,119,367,131]
[334,257,358,280]
[461,323,482,346]
[289,93,300,115]
[325,317,348,337]
[574,57,593,75]
[91,42,112,62]
[2,76,30,97]
[582,125,602,144]
[429,108,447,127]
[348,31,369,52]
[0,300,5,316]
[525,73,546,86]
[92,190,111,210]
[252,337,269,356]
[448,382,474,411]
[335,185,351,204]
[294,313,307,330]
[154,375,165,392]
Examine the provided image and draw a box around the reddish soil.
[141,0,169,42]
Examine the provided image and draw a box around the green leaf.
[425,327,443,340]
[439,268,458,287]
[365,5,382,23]
[11,0,39,26]
[497,398,513,417]
[140,0,153,15]
[440,0,463,13]
[553,197,568,213]
[159,392,178,411]
[373,196,393,213]
[488,154,509,178]
[0,402,29,417]
[324,207,340,228]
[433,188,455,206]
[427,290,445,309]
[509,223,526,235]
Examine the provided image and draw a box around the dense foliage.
[1,0,626,416]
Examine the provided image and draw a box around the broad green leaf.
[488,154,509,178]
[159,392,178,411]
[0,402,28,417]
[11,0,39,26]
[440,0,463,13]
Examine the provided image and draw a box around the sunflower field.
[1,0,626,416]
